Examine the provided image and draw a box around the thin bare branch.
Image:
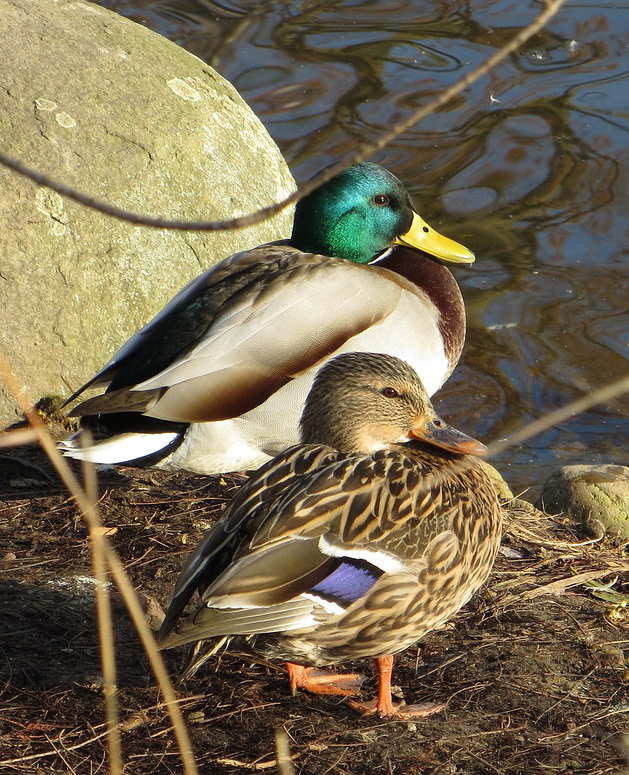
[487,373,629,457]
[0,428,39,448]
[0,0,569,232]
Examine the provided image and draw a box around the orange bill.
[409,416,487,456]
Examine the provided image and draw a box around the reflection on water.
[95,0,629,494]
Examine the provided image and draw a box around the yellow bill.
[395,212,475,264]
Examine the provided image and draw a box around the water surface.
[96,0,629,495]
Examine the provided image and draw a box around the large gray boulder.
[0,0,295,428]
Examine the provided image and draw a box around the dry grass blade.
[275,729,297,775]
[516,569,620,601]
[0,428,39,448]
[82,437,122,775]
[0,349,199,775]
[0,729,111,765]
[0,0,569,232]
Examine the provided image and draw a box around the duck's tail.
[59,415,187,466]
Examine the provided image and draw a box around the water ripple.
[92,0,629,492]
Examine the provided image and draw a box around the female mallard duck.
[159,352,501,718]
[62,162,473,475]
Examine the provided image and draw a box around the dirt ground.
[1,438,629,775]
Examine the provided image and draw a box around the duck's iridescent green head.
[291,161,474,265]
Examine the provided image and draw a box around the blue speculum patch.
[310,557,384,608]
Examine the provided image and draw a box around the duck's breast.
[231,285,449,459]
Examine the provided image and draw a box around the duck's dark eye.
[373,194,389,206]
[381,387,399,398]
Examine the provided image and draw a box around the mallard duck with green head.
[159,352,501,718]
[62,162,474,475]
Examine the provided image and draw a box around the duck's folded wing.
[66,243,295,404]
[69,252,404,422]
[158,444,343,639]
[161,598,318,647]
[160,449,444,645]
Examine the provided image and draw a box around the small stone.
[537,464,629,539]
[590,644,626,669]
[499,545,526,559]
[120,711,150,732]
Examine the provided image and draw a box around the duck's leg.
[347,655,445,718]
[286,662,364,697]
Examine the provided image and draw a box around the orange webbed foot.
[347,698,445,719]
[346,654,445,719]
[286,663,365,697]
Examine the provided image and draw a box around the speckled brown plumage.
[159,352,501,717]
